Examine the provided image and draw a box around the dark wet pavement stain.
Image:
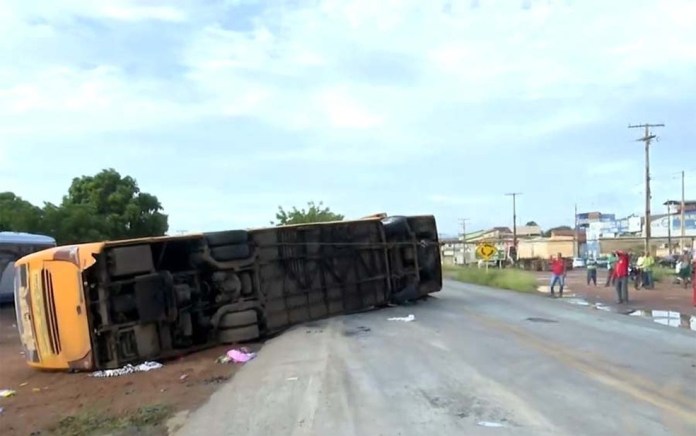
[627,310,696,331]
[526,317,558,323]
[342,326,371,337]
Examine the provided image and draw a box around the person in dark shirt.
[586,257,598,286]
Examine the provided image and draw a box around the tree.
[0,192,43,233]
[60,169,168,241]
[525,221,539,226]
[272,201,344,226]
[41,202,109,244]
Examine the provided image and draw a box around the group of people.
[548,250,683,304]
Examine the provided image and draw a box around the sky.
[1,0,695,237]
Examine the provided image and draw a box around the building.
[663,200,696,214]
[576,212,616,229]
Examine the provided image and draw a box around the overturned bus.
[13,215,441,371]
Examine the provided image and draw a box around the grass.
[651,266,674,283]
[53,404,173,436]
[443,264,538,293]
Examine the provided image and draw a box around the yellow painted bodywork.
[14,242,104,370]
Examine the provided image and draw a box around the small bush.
[443,264,537,292]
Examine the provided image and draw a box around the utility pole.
[628,123,664,254]
[573,203,578,257]
[459,218,470,265]
[681,170,686,252]
[667,203,673,256]
[505,193,522,250]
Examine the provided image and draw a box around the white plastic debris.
[387,314,415,322]
[89,361,163,378]
[477,421,505,428]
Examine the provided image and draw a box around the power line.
[628,122,664,254]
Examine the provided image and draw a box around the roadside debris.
[286,376,298,381]
[388,314,415,322]
[0,389,16,398]
[89,361,163,378]
[477,421,506,428]
[216,348,257,364]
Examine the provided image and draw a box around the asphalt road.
[175,280,696,436]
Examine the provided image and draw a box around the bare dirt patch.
[0,305,259,435]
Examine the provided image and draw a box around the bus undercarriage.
[78,216,441,370]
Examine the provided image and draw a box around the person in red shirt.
[549,252,566,297]
[614,250,630,303]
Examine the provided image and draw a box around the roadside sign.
[476,243,498,260]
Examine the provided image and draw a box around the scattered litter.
[32,388,40,393]
[19,382,28,387]
[217,348,257,364]
[286,377,299,381]
[0,389,16,398]
[179,374,189,381]
[0,407,3,414]
[388,314,415,322]
[89,361,163,378]
[227,348,256,363]
[477,421,505,428]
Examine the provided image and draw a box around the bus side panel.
[253,220,390,332]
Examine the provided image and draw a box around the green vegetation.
[272,201,344,226]
[54,404,173,436]
[651,266,674,283]
[443,264,537,292]
[1,169,168,244]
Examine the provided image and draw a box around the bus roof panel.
[0,232,56,245]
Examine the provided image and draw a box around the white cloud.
[4,0,188,23]
[429,194,495,206]
[1,0,696,233]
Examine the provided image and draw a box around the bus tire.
[210,244,251,261]
[381,216,410,238]
[206,230,249,247]
[219,310,257,329]
[219,325,260,344]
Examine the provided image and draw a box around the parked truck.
[13,215,441,371]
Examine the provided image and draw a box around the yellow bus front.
[14,243,104,370]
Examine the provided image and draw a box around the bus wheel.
[219,310,257,329]
[205,230,249,247]
[219,325,260,344]
[210,244,251,261]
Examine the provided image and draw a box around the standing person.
[549,253,566,297]
[586,257,598,286]
[614,250,630,303]
[634,252,646,289]
[642,251,655,289]
[605,251,617,287]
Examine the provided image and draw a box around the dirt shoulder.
[0,305,259,435]
[534,269,696,316]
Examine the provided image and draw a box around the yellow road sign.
[476,243,498,260]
